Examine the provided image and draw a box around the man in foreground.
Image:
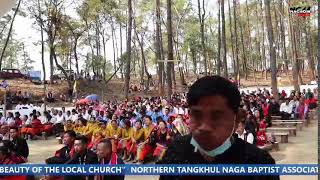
[158,76,279,180]
[96,139,125,180]
[9,127,29,163]
[65,135,98,180]
[46,130,76,164]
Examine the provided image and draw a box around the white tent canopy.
[0,0,17,17]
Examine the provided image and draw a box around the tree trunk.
[73,36,80,75]
[259,0,267,80]
[217,0,222,75]
[135,31,152,91]
[198,0,207,76]
[228,0,235,79]
[264,0,278,101]
[111,18,117,73]
[124,0,133,99]
[318,1,320,90]
[279,1,288,73]
[102,31,107,80]
[255,0,262,78]
[52,46,71,89]
[167,0,174,96]
[0,0,22,70]
[155,0,164,95]
[288,11,299,91]
[305,20,315,80]
[245,0,252,79]
[221,0,228,78]
[38,0,45,85]
[233,0,240,83]
[238,8,248,80]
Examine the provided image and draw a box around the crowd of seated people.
[0,86,317,170]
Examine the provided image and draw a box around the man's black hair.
[9,127,19,132]
[75,135,88,144]
[187,76,241,113]
[64,130,77,138]
[143,115,152,121]
[98,139,112,149]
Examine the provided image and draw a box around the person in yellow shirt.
[107,114,118,131]
[118,119,133,160]
[136,115,156,164]
[64,120,74,132]
[107,119,122,153]
[125,120,144,162]
[73,118,87,135]
[85,117,99,137]
[89,122,106,151]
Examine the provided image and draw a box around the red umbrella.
[76,98,89,105]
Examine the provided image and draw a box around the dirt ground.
[28,115,318,180]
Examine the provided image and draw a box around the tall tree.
[264,0,278,100]
[279,0,288,73]
[217,0,221,75]
[167,0,174,96]
[0,0,22,70]
[124,0,133,99]
[221,0,228,77]
[304,19,315,80]
[228,0,235,79]
[233,0,239,82]
[197,0,207,75]
[37,0,46,84]
[288,3,299,91]
[155,0,164,95]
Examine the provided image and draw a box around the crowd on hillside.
[0,82,317,177]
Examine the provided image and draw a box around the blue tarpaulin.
[85,94,99,101]
[28,71,41,81]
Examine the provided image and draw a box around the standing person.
[96,139,125,180]
[9,127,29,163]
[158,76,279,180]
[65,135,98,180]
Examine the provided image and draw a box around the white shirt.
[64,114,72,121]
[55,115,65,124]
[41,116,49,124]
[15,104,22,110]
[0,117,6,125]
[237,130,254,144]
[83,113,90,120]
[71,114,78,122]
[6,117,15,126]
[280,103,293,114]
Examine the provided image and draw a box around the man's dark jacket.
[157,134,280,180]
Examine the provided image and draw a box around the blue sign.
[0,164,318,176]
